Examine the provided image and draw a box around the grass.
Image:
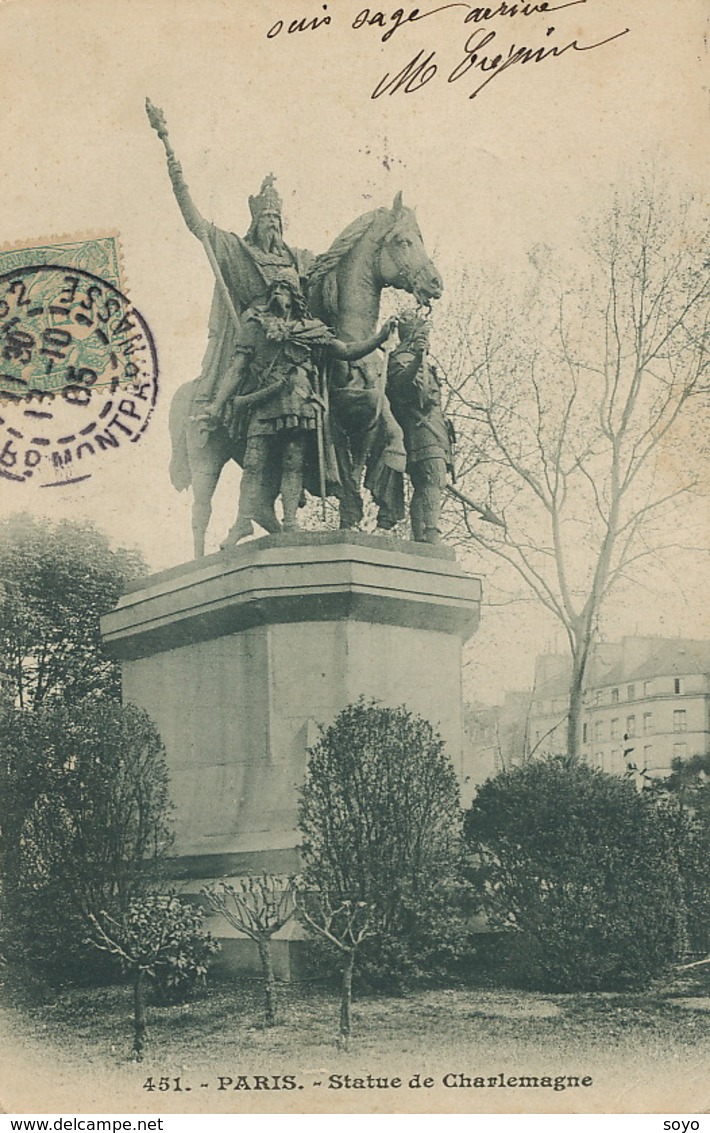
[1,964,709,1113]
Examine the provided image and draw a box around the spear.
[445,483,506,528]
[145,98,243,345]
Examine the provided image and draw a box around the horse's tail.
[169,380,197,491]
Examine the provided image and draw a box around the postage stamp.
[0,237,158,488]
[0,234,124,290]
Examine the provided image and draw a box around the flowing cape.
[196,225,313,399]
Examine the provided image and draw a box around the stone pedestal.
[101,531,481,973]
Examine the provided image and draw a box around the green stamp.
[0,246,158,488]
[0,236,144,398]
[0,235,123,291]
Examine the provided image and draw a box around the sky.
[0,0,707,702]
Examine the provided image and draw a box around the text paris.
[371,23,630,100]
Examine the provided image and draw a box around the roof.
[533,671,571,699]
[531,637,710,698]
[621,639,710,684]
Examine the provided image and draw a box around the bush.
[138,897,219,1006]
[654,754,710,954]
[0,513,145,709]
[0,697,173,981]
[299,699,469,991]
[465,756,687,991]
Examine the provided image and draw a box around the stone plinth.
[101,531,481,884]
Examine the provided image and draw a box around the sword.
[315,367,328,521]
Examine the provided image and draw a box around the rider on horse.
[165,160,314,404]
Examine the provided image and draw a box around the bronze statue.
[386,312,454,544]
[307,196,443,532]
[203,274,397,540]
[147,102,446,555]
[147,101,313,554]
[164,154,313,392]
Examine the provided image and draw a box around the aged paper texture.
[0,0,708,1116]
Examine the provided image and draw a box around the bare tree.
[294,886,375,1050]
[437,179,709,758]
[88,896,217,1060]
[202,875,294,1026]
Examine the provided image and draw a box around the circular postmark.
[0,263,158,486]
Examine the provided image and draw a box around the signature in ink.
[371,22,630,100]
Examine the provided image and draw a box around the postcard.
[0,0,707,1117]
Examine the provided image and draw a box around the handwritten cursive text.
[352,1,591,42]
[372,22,629,99]
[449,24,630,97]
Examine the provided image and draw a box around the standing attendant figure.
[205,275,397,538]
[386,311,454,544]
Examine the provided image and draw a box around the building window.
[673,742,687,760]
[611,688,619,704]
[596,751,604,769]
[626,715,636,737]
[582,722,588,743]
[643,744,652,765]
[594,690,601,706]
[627,684,635,700]
[643,712,653,735]
[673,710,687,733]
[674,678,682,695]
[644,681,652,696]
[595,720,604,741]
[611,718,620,739]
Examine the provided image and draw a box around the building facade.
[528,637,710,778]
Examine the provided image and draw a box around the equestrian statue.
[147,101,498,559]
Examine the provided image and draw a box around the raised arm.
[146,99,207,238]
[166,154,207,239]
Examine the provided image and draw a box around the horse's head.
[377,192,443,305]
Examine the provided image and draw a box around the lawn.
[0,964,708,1114]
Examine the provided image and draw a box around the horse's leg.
[337,459,364,529]
[184,424,227,557]
[191,465,221,558]
[329,413,363,530]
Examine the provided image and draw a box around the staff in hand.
[145,98,243,338]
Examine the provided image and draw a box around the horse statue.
[169,192,442,556]
[307,191,443,530]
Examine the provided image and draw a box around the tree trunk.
[567,627,595,760]
[132,968,147,1061]
[567,666,585,761]
[257,935,277,1027]
[338,948,355,1050]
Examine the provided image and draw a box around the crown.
[249,173,282,221]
